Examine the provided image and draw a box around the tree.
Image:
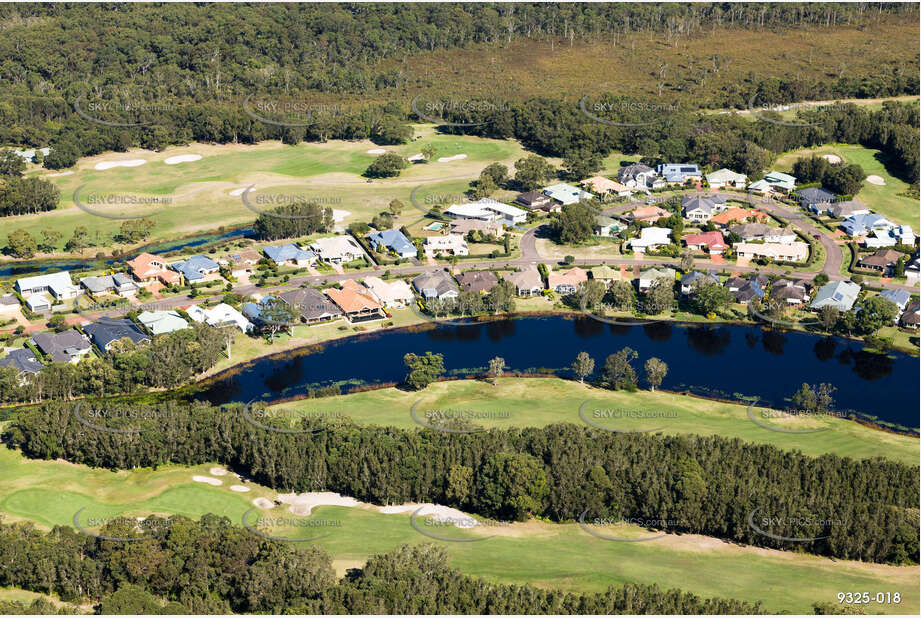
[0,148,26,177]
[487,356,505,385]
[388,199,404,216]
[562,148,602,180]
[47,313,69,333]
[258,297,298,342]
[644,357,668,391]
[403,351,445,390]
[39,230,62,254]
[64,226,90,253]
[6,229,37,258]
[603,347,638,390]
[549,202,595,244]
[485,280,516,314]
[116,218,155,243]
[514,155,555,190]
[421,144,437,161]
[818,305,839,331]
[609,280,636,311]
[643,279,674,315]
[791,382,836,415]
[364,152,409,178]
[574,279,605,309]
[474,452,549,521]
[43,142,80,170]
[480,162,508,186]
[693,281,733,316]
[571,351,594,383]
[853,295,897,335]
[813,273,829,287]
[680,250,695,273]
[445,464,473,505]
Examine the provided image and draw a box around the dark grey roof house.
[83,318,150,352]
[278,288,343,323]
[31,329,92,363]
[0,348,42,377]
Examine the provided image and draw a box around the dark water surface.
[197,316,919,428]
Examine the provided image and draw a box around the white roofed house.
[733,242,809,263]
[444,198,527,226]
[15,271,81,300]
[185,303,254,333]
[309,235,365,264]
[363,276,415,308]
[423,233,468,257]
[627,227,672,254]
[705,168,748,189]
[137,310,190,335]
[542,183,595,205]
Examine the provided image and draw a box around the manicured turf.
[0,446,915,615]
[267,377,919,464]
[774,143,918,227]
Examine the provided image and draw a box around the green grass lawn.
[267,377,918,464]
[0,446,915,615]
[774,143,918,227]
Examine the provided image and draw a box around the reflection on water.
[686,326,731,356]
[814,338,837,362]
[761,330,787,356]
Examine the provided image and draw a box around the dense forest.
[4,400,917,565]
[0,521,768,614]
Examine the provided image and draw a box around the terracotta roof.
[323,280,382,314]
[548,267,588,289]
[683,231,727,249]
[711,208,766,225]
[630,206,669,221]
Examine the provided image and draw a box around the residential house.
[618,163,663,189]
[137,310,190,335]
[361,277,415,308]
[581,176,632,197]
[729,223,797,243]
[25,293,52,313]
[811,280,861,312]
[0,295,19,316]
[548,267,588,295]
[83,318,150,352]
[594,215,625,237]
[542,183,595,206]
[683,231,727,254]
[879,289,912,317]
[638,267,676,292]
[455,271,499,294]
[0,348,42,378]
[412,271,460,300]
[449,219,505,237]
[656,163,701,184]
[218,249,262,277]
[184,303,254,333]
[840,213,893,237]
[444,198,527,226]
[310,236,365,264]
[858,249,904,275]
[905,254,920,284]
[423,234,469,257]
[725,277,764,305]
[899,300,919,329]
[679,271,719,295]
[242,296,291,328]
[705,168,747,189]
[171,255,220,283]
[711,207,767,226]
[826,199,870,219]
[748,171,796,193]
[515,190,556,213]
[79,273,138,297]
[503,266,543,297]
[263,243,316,267]
[628,205,669,224]
[863,225,915,249]
[770,279,810,306]
[681,195,727,222]
[795,187,837,211]
[30,330,91,364]
[628,226,672,253]
[734,242,809,262]
[277,288,343,323]
[15,271,81,300]
[367,229,417,258]
[126,253,182,286]
[589,265,623,286]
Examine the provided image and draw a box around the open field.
[774,143,918,227]
[0,445,915,615]
[16,127,525,257]
[266,377,919,464]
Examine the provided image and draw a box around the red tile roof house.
[323,279,385,323]
[683,231,728,254]
[629,205,670,224]
[126,253,183,286]
[547,267,588,295]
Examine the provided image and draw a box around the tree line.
[0,520,769,614]
[4,399,917,565]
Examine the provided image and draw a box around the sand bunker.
[164,154,202,165]
[332,209,350,222]
[378,503,477,528]
[366,148,387,154]
[209,466,228,476]
[277,491,360,516]
[437,154,467,162]
[192,475,222,486]
[252,497,274,509]
[865,175,886,186]
[229,485,251,493]
[821,154,843,164]
[407,153,425,162]
[94,159,147,171]
[228,186,252,196]
[45,171,74,177]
